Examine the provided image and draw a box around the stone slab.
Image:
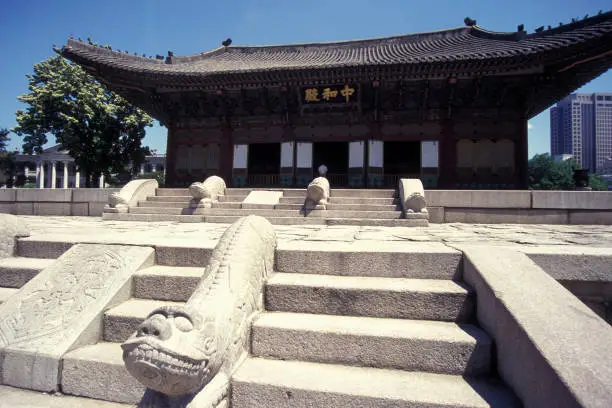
[70,203,89,217]
[459,245,612,408]
[71,188,120,203]
[0,204,15,214]
[445,208,569,224]
[276,241,462,279]
[33,203,71,216]
[427,190,532,209]
[0,215,29,258]
[0,384,134,407]
[0,244,155,391]
[15,189,72,203]
[232,358,520,408]
[14,203,34,215]
[532,191,612,210]
[61,342,144,405]
[87,202,107,216]
[265,273,473,321]
[0,190,16,202]
[241,191,283,208]
[568,211,612,225]
[252,312,491,375]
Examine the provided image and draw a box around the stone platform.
[1,216,611,407]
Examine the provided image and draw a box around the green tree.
[0,128,16,187]
[0,128,10,152]
[589,174,609,191]
[528,153,576,190]
[13,55,153,187]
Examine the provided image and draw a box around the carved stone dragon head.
[121,304,221,396]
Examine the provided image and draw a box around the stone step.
[276,241,461,279]
[103,298,185,343]
[61,342,145,405]
[155,188,190,196]
[0,287,18,304]
[0,257,55,288]
[133,265,204,302]
[103,212,424,226]
[16,238,74,259]
[265,273,473,322]
[218,194,248,202]
[138,200,188,208]
[129,206,404,219]
[232,358,520,408]
[274,203,399,211]
[0,383,135,408]
[252,312,491,375]
[205,215,325,225]
[103,213,206,222]
[212,202,243,209]
[146,195,192,202]
[325,218,427,226]
[279,196,398,205]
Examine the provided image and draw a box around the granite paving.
[16,216,612,250]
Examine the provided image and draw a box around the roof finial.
[222,38,232,47]
[464,17,477,27]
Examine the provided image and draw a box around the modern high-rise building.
[550,93,612,173]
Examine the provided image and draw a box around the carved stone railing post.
[122,215,276,406]
[399,178,430,223]
[304,176,330,211]
[189,176,226,209]
[104,179,159,213]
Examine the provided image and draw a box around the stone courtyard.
[18,216,612,248]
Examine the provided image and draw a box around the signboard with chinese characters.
[302,84,358,104]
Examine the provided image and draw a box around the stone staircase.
[0,255,55,305]
[11,238,519,407]
[105,188,426,226]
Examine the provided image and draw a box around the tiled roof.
[61,12,612,81]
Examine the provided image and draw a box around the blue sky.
[0,0,610,158]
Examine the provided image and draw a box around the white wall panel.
[281,142,294,168]
[349,141,365,168]
[368,140,383,167]
[233,144,248,169]
[421,141,439,168]
[296,142,312,168]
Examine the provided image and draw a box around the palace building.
[60,13,612,188]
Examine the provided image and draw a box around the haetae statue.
[189,176,226,208]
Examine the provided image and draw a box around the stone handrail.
[399,178,428,215]
[105,179,158,213]
[122,215,276,406]
[304,177,330,210]
[189,176,226,208]
[460,245,612,408]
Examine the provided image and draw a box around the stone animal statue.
[122,215,276,407]
[105,179,158,213]
[304,176,330,210]
[399,178,428,214]
[189,176,226,208]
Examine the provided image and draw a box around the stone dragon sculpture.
[189,176,226,208]
[121,215,276,407]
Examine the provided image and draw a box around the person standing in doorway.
[318,163,328,177]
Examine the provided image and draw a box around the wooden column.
[219,126,233,186]
[164,123,178,187]
[438,120,456,189]
[515,118,529,189]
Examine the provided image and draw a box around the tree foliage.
[0,128,10,152]
[528,153,576,190]
[13,55,153,187]
[528,153,608,190]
